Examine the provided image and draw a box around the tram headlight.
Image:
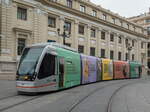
[16,75,19,80]
[24,76,29,80]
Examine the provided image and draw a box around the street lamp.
[126,43,133,61]
[57,25,70,45]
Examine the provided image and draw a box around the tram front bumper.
[16,81,38,93]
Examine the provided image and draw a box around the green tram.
[16,43,142,94]
[129,61,142,78]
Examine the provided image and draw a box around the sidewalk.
[0,80,17,99]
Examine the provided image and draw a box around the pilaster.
[73,20,79,50]
[85,24,91,55]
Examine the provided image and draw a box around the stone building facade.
[128,12,150,69]
[0,0,148,80]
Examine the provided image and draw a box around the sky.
[90,0,150,17]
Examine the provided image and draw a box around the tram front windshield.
[17,47,44,76]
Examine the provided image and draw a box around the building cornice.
[75,0,144,29]
[13,27,32,34]
[37,0,147,39]
[13,0,36,8]
[129,16,150,22]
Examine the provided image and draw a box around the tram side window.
[38,53,55,79]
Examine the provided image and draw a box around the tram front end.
[16,45,58,93]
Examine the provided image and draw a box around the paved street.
[0,79,150,112]
[0,80,17,100]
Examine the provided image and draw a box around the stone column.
[122,36,126,60]
[137,39,141,63]
[115,33,119,60]
[85,24,91,55]
[106,31,110,59]
[72,20,79,50]
[134,39,138,61]
[143,41,147,66]
[33,8,40,44]
[0,2,12,61]
[96,28,102,57]
[58,16,65,44]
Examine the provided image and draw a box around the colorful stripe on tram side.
[129,61,142,78]
[113,61,130,80]
[102,59,113,80]
[55,46,142,90]
[80,55,102,84]
[56,47,81,90]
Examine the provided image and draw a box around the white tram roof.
[29,42,78,52]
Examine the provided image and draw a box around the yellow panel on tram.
[102,59,113,80]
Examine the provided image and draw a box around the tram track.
[106,82,135,112]
[0,95,18,101]
[106,80,144,112]
[0,79,141,112]
[0,80,126,112]
[67,79,140,112]
[0,94,44,112]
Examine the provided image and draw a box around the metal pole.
[128,49,130,61]
[63,34,65,45]
[57,25,69,45]
[63,31,66,45]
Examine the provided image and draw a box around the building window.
[66,0,72,8]
[64,21,71,34]
[48,17,56,28]
[133,26,136,31]
[91,28,96,37]
[132,54,135,61]
[148,61,150,68]
[110,50,114,59]
[125,39,128,46]
[125,53,128,61]
[17,7,27,20]
[132,40,134,47]
[118,52,121,60]
[0,37,1,55]
[65,43,71,47]
[120,21,123,26]
[102,14,107,20]
[78,45,84,53]
[141,42,144,49]
[90,47,95,56]
[146,19,150,23]
[18,38,26,55]
[101,31,105,40]
[78,25,84,35]
[127,24,129,29]
[148,43,150,49]
[92,10,97,17]
[110,34,114,42]
[147,27,150,35]
[101,49,105,58]
[118,36,122,44]
[148,50,150,57]
[80,5,85,13]
[112,18,115,24]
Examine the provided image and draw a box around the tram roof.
[30,42,78,53]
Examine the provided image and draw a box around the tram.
[16,42,142,94]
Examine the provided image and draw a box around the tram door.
[58,57,65,88]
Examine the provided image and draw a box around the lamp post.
[57,25,70,45]
[126,43,132,61]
